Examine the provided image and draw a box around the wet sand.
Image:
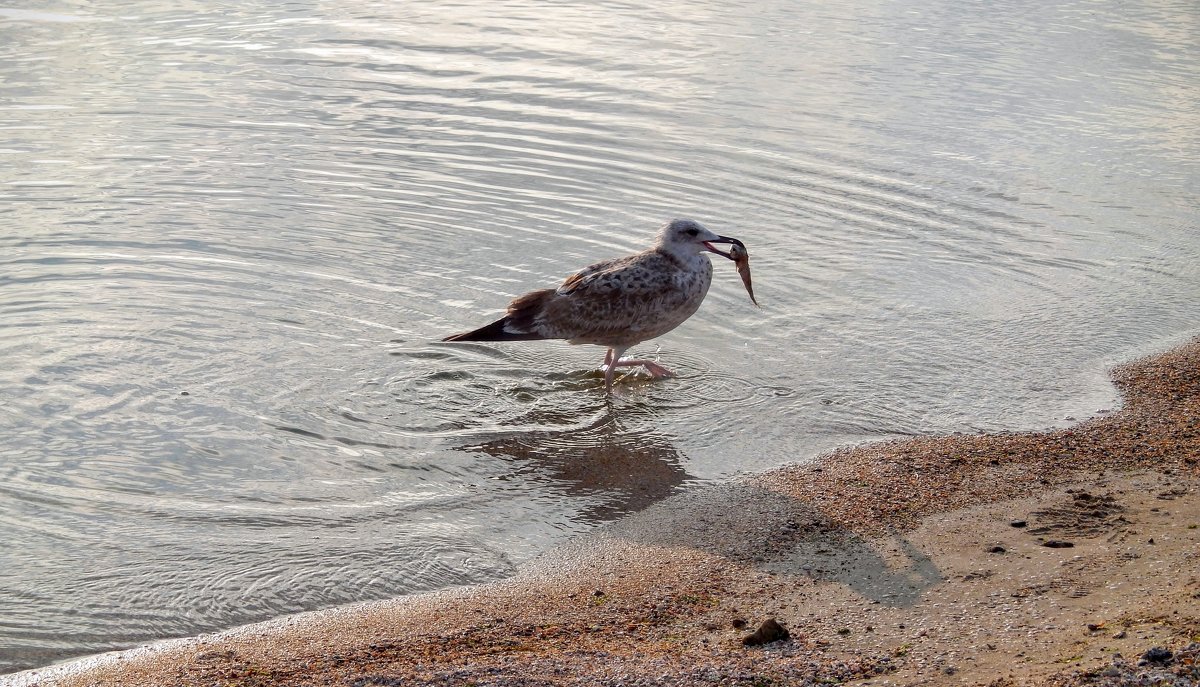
[11,339,1200,687]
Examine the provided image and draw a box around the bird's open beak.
[703,236,744,260]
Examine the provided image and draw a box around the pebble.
[742,618,789,646]
[1138,646,1173,666]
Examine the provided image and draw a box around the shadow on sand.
[463,399,941,606]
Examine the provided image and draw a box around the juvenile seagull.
[443,218,743,391]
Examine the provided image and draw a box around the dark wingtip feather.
[442,317,544,342]
[442,289,555,343]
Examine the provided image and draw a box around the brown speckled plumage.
[534,248,713,346]
[443,219,740,390]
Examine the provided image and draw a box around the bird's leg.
[609,345,674,379]
[611,358,675,379]
[601,346,627,392]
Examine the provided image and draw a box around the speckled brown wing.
[533,250,707,346]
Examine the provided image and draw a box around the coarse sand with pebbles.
[10,339,1200,687]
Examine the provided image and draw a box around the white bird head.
[656,218,743,260]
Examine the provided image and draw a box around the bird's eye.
[685,228,699,237]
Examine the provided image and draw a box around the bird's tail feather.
[443,289,556,342]
[442,317,545,342]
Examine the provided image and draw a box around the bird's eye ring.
[685,228,699,236]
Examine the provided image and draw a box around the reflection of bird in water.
[465,408,692,524]
[443,218,744,391]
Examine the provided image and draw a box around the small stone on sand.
[742,618,790,646]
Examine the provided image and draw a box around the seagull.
[442,218,744,391]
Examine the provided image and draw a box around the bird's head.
[656,218,743,260]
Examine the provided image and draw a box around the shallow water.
[1,0,1198,674]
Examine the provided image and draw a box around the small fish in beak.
[702,235,758,307]
[728,242,758,307]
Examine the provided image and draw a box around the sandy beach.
[11,339,1199,687]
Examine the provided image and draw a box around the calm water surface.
[2,0,1198,673]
